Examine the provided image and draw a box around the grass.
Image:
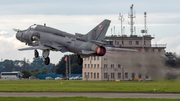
[0,97,179,101]
[0,80,180,93]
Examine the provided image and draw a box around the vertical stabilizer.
[83,19,111,41]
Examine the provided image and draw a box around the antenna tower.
[118,13,124,35]
[144,12,147,35]
[114,26,116,35]
[128,4,136,35]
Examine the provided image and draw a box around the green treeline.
[0,54,82,78]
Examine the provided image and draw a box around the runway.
[0,92,180,99]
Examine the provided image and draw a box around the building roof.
[105,35,154,40]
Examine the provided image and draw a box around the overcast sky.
[0,0,180,64]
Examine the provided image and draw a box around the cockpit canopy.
[28,24,37,30]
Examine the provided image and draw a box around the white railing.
[114,44,166,48]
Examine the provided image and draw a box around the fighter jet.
[15,19,137,65]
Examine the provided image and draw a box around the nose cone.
[16,31,23,42]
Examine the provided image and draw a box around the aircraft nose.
[16,31,23,41]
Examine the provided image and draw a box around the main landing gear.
[44,57,50,65]
[34,49,50,65]
[77,55,83,65]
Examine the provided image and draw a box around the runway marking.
[0,92,180,99]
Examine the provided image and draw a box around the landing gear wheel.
[44,57,50,65]
[34,50,39,58]
[77,56,83,65]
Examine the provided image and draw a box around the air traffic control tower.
[82,4,166,81]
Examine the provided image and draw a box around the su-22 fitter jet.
[15,19,137,65]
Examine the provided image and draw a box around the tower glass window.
[129,41,132,45]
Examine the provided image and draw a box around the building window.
[91,64,93,68]
[88,72,89,78]
[91,56,93,60]
[132,73,135,79]
[118,64,121,68]
[94,73,96,79]
[111,64,114,68]
[91,72,93,78]
[138,74,141,78]
[129,41,132,45]
[136,41,139,45]
[122,41,124,44]
[97,73,99,79]
[97,57,99,60]
[97,64,99,68]
[115,41,116,45]
[118,73,121,78]
[88,64,90,68]
[158,49,161,52]
[85,64,86,68]
[111,73,114,79]
[104,73,108,79]
[94,56,96,60]
[104,58,107,60]
[117,41,119,45]
[104,64,107,68]
[88,57,89,60]
[94,64,96,68]
[144,41,146,45]
[152,49,155,52]
[84,72,86,78]
[125,73,128,78]
[145,75,148,79]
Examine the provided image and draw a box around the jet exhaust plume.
[105,51,180,80]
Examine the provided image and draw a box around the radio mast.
[118,13,124,35]
[128,4,136,35]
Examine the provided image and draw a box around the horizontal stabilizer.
[90,40,107,45]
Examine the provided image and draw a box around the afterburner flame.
[97,46,106,56]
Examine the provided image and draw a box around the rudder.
[83,19,111,41]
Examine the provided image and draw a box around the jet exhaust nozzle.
[91,45,106,56]
[97,46,106,56]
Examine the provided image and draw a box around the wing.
[19,42,69,53]
[18,46,51,51]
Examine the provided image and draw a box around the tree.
[21,70,31,78]
[55,54,82,75]
[71,64,82,74]
[0,57,56,74]
[55,56,66,75]
[165,52,180,68]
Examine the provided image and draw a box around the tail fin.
[82,19,111,41]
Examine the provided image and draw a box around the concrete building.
[82,35,166,81]
[83,5,166,81]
